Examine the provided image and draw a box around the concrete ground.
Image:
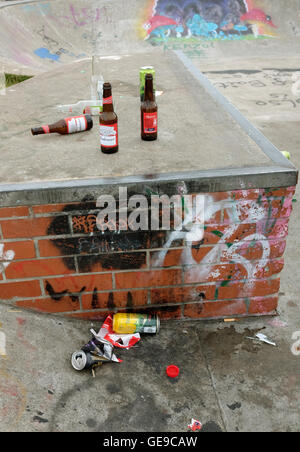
[0,0,300,433]
[0,291,299,432]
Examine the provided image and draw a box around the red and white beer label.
[100,123,118,147]
[143,112,157,134]
[103,96,113,105]
[42,125,50,134]
[65,115,88,134]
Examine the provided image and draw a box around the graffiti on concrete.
[0,369,27,431]
[22,3,100,27]
[141,0,277,44]
[17,318,38,352]
[21,3,52,15]
[34,46,86,62]
[67,4,101,27]
[255,93,300,108]
[34,26,86,61]
[34,47,60,62]
[205,68,300,114]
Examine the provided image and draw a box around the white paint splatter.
[153,191,282,302]
[0,331,6,357]
[0,244,15,273]
[210,269,221,279]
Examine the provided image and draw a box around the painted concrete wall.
[0,185,295,320]
[1,0,298,73]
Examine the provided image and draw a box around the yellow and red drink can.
[113,313,160,334]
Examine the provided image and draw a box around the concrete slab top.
[0,51,297,206]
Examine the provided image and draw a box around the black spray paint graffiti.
[35,25,86,61]
[255,93,300,108]
[91,291,138,311]
[45,281,86,305]
[91,287,99,309]
[47,199,168,273]
[155,0,247,27]
[144,0,276,41]
[46,280,143,312]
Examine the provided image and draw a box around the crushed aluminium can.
[140,66,156,101]
[71,335,114,371]
[113,313,160,335]
[71,350,104,371]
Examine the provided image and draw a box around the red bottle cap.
[166,365,180,378]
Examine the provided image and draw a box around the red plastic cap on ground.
[166,365,180,378]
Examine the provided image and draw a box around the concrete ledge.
[0,165,297,207]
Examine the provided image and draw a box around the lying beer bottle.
[141,73,157,141]
[31,114,93,135]
[100,82,119,154]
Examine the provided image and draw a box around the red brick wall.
[0,186,296,321]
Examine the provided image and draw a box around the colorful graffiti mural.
[140,0,277,44]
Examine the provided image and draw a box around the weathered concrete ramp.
[0,0,147,74]
[0,0,300,75]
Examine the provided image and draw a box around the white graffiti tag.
[0,244,15,273]
[152,192,279,300]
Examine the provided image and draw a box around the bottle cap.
[166,365,180,378]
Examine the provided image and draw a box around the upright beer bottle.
[100,82,119,154]
[141,73,157,141]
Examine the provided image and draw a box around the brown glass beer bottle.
[100,82,119,154]
[31,115,93,135]
[141,73,157,141]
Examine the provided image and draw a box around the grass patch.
[5,73,33,88]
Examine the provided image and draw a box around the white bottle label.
[100,124,118,147]
[66,115,88,134]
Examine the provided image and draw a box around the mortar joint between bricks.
[74,256,79,273]
[78,293,83,311]
[28,207,34,219]
[68,215,74,235]
[112,273,116,290]
[146,250,150,269]
[33,238,40,258]
[39,279,45,297]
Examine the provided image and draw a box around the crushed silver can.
[71,350,104,371]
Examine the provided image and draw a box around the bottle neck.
[103,87,114,112]
[31,125,51,135]
[144,78,154,102]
